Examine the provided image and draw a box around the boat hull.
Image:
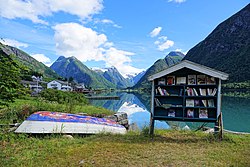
[15,111,126,134]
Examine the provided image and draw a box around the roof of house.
[148,60,229,81]
[48,80,69,85]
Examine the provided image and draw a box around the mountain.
[184,4,250,83]
[50,56,115,88]
[92,67,132,89]
[134,51,184,89]
[126,71,146,86]
[0,42,58,80]
[102,67,132,88]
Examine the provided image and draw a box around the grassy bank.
[0,97,114,125]
[0,130,249,167]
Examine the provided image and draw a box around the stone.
[62,135,74,139]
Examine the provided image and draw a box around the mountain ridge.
[50,56,116,88]
[134,51,185,89]
[184,3,250,82]
[0,42,58,80]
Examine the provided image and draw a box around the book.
[193,88,199,96]
[212,88,217,96]
[158,78,166,85]
[161,104,172,109]
[179,89,183,96]
[206,76,216,85]
[168,109,175,117]
[167,76,175,85]
[207,88,213,96]
[188,75,196,85]
[186,87,190,96]
[197,75,206,85]
[154,98,162,106]
[199,109,208,118]
[199,88,207,96]
[201,100,207,107]
[208,99,215,107]
[187,109,194,118]
[186,87,196,96]
[186,99,194,107]
[155,88,158,95]
[157,87,164,95]
[194,100,200,106]
[176,77,186,85]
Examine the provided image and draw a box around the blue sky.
[0,0,249,77]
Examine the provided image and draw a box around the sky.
[0,0,249,77]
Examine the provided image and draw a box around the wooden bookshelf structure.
[148,60,229,135]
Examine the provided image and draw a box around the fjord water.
[89,92,250,133]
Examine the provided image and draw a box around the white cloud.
[103,47,143,77]
[158,40,174,51]
[175,48,182,52]
[175,48,188,55]
[53,22,142,77]
[31,53,52,66]
[154,36,174,51]
[54,22,107,61]
[0,0,103,24]
[0,38,28,48]
[95,19,122,28]
[168,0,186,3]
[150,27,162,37]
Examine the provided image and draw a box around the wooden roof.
[148,60,229,81]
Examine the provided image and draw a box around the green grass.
[0,130,249,167]
[0,98,114,124]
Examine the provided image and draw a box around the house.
[47,80,72,91]
[21,80,43,92]
[73,83,89,93]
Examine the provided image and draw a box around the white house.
[21,80,43,92]
[47,80,72,91]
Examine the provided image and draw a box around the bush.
[39,89,88,105]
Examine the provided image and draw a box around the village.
[21,76,90,94]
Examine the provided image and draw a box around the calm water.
[89,92,250,133]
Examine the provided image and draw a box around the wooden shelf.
[155,106,183,109]
[153,116,217,122]
[155,95,183,97]
[155,85,184,87]
[184,106,216,109]
[185,96,216,98]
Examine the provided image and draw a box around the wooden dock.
[86,96,120,100]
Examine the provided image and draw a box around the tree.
[0,51,23,106]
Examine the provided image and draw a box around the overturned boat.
[15,111,126,134]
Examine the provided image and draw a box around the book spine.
[157,87,164,95]
[212,88,217,96]
[193,88,198,96]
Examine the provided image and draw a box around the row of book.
[156,87,217,96]
[156,87,183,96]
[186,99,215,107]
[186,87,217,96]
[158,75,216,86]
[156,87,170,96]
[155,97,214,108]
[167,109,209,118]
[154,98,182,108]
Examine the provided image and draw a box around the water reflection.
[90,92,250,132]
[90,92,169,130]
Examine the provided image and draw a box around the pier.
[86,96,120,100]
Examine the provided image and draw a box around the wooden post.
[219,112,223,140]
[149,116,155,136]
[149,81,155,136]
